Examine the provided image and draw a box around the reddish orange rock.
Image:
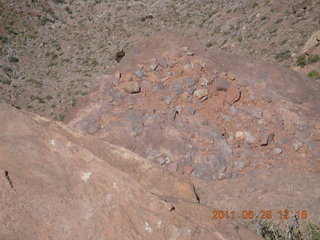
[225,85,241,104]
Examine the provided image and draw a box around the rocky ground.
[0,0,319,120]
[0,1,320,239]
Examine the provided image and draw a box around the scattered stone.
[168,108,178,121]
[188,86,196,95]
[199,76,212,86]
[182,46,188,52]
[183,77,196,87]
[123,82,141,94]
[175,105,183,114]
[186,51,195,56]
[172,81,185,95]
[193,89,208,99]
[234,160,246,171]
[186,106,196,115]
[115,71,121,80]
[149,64,158,71]
[132,121,143,136]
[225,86,241,104]
[182,166,194,175]
[292,140,303,151]
[134,70,144,79]
[155,157,167,165]
[164,96,174,105]
[244,131,256,144]
[230,106,238,115]
[273,148,283,155]
[222,114,231,122]
[235,131,245,141]
[261,133,274,146]
[215,172,226,180]
[215,78,230,91]
[156,56,167,68]
[183,63,194,71]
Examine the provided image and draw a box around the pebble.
[187,106,196,115]
[273,148,283,155]
[155,157,167,165]
[172,81,185,95]
[193,89,208,99]
[261,133,274,146]
[183,77,196,87]
[186,51,195,56]
[225,86,241,104]
[115,71,121,80]
[199,76,211,86]
[182,46,188,52]
[149,64,158,71]
[244,131,256,143]
[234,160,246,171]
[168,108,177,121]
[135,70,144,79]
[235,131,245,140]
[215,78,230,91]
[123,82,141,94]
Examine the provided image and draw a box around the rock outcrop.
[0,104,262,239]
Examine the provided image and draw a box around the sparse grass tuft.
[308,70,320,79]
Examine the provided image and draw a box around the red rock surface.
[0,104,261,239]
[65,32,320,222]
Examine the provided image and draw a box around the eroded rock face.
[0,104,261,240]
[66,32,320,181]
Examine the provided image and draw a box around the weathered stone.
[123,82,141,94]
[186,106,196,115]
[115,71,121,80]
[168,108,178,121]
[193,89,208,99]
[149,64,158,71]
[135,70,144,79]
[156,56,167,67]
[172,81,185,95]
[273,148,283,155]
[244,131,256,144]
[186,51,195,56]
[215,78,230,91]
[261,133,275,146]
[225,86,241,104]
[199,76,212,86]
[183,77,196,87]
[235,131,245,141]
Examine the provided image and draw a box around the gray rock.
[193,89,208,99]
[172,81,185,95]
[244,131,256,144]
[234,160,246,171]
[230,106,238,115]
[175,105,183,114]
[186,51,195,56]
[149,64,158,71]
[215,78,230,91]
[168,108,178,121]
[261,133,274,146]
[123,82,140,94]
[187,106,196,115]
[132,121,143,136]
[183,77,196,87]
[273,148,283,155]
[134,70,144,79]
[155,157,167,165]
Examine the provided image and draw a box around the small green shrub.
[56,114,65,121]
[308,70,320,79]
[8,56,19,63]
[205,42,213,48]
[307,54,320,64]
[275,50,291,61]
